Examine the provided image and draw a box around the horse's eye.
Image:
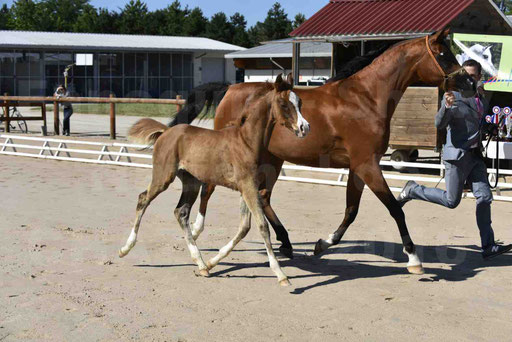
[483,54,489,59]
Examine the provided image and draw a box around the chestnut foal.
[119,74,309,286]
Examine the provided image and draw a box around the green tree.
[9,0,46,31]
[248,2,293,45]
[292,13,306,30]
[73,4,99,32]
[96,8,119,34]
[0,4,11,29]
[183,7,208,37]
[39,0,90,31]
[160,1,188,36]
[118,0,149,34]
[206,12,233,43]
[230,12,250,47]
[261,2,292,41]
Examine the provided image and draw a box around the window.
[76,53,93,66]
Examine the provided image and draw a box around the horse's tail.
[128,118,168,146]
[168,82,230,127]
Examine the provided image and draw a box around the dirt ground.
[1,155,512,342]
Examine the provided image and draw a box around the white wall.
[244,69,331,83]
[192,52,238,87]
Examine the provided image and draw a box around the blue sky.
[0,0,323,27]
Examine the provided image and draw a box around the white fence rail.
[2,134,512,202]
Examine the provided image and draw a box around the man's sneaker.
[482,244,512,260]
[396,181,418,207]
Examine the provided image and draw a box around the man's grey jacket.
[435,91,488,161]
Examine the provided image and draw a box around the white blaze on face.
[289,91,310,138]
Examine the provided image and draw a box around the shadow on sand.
[135,240,512,294]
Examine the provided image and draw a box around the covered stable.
[225,40,332,84]
[0,31,245,98]
[288,0,512,158]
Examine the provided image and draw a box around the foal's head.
[271,73,310,138]
[416,28,476,97]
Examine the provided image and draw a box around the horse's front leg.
[353,160,424,275]
[242,181,290,286]
[191,183,215,241]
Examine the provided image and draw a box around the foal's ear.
[286,73,294,88]
[274,73,284,89]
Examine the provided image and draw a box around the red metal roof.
[290,0,475,38]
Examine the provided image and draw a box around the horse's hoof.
[407,265,424,275]
[198,269,210,277]
[314,239,326,256]
[206,261,214,270]
[118,249,127,258]
[279,278,291,287]
[279,246,294,259]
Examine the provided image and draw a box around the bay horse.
[118,74,309,286]
[170,29,477,275]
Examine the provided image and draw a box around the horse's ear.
[431,27,450,43]
[274,73,284,90]
[286,72,294,88]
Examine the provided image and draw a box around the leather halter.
[425,35,447,78]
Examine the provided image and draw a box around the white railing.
[2,134,512,202]
[0,134,152,168]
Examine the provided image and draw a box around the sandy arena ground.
[1,154,512,341]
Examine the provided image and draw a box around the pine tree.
[206,12,233,43]
[73,4,98,32]
[493,0,512,14]
[230,12,250,47]
[0,4,11,30]
[292,13,306,30]
[160,1,188,36]
[183,7,208,37]
[118,0,149,34]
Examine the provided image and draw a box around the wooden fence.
[0,94,185,139]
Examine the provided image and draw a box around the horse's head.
[417,28,476,97]
[271,73,310,138]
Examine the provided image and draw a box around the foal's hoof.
[407,265,425,275]
[314,239,327,256]
[279,245,294,259]
[118,249,127,258]
[198,269,210,277]
[279,278,291,287]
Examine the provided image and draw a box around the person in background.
[54,85,73,136]
[397,59,512,260]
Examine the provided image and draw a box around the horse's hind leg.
[314,171,364,255]
[174,172,209,276]
[119,172,174,257]
[207,198,251,270]
[191,183,215,241]
[242,183,290,286]
[354,161,423,275]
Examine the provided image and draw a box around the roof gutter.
[290,32,428,43]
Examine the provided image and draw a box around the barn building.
[0,31,245,98]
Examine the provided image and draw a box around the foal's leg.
[191,183,215,240]
[119,169,175,257]
[258,157,293,258]
[314,170,365,255]
[174,172,209,276]
[206,198,252,270]
[355,161,423,274]
[242,183,290,286]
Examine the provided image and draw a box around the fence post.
[110,94,116,140]
[41,102,47,136]
[53,98,59,135]
[176,94,183,113]
[3,93,9,133]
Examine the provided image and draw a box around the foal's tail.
[128,118,168,146]
[168,82,230,127]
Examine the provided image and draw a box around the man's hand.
[444,91,455,108]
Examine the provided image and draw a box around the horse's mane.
[326,42,394,83]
